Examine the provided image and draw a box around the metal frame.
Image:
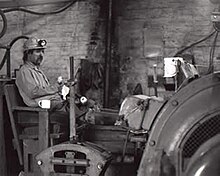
[138,72,220,176]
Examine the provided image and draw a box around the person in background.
[15,36,90,127]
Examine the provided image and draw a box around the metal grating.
[182,115,220,158]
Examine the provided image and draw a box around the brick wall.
[0,0,106,82]
[0,0,107,105]
[1,0,220,108]
[113,0,220,104]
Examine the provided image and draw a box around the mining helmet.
[23,37,47,51]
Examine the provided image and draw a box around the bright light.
[195,165,205,176]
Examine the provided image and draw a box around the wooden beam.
[0,0,70,8]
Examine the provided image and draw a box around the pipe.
[6,49,10,78]
[0,36,29,78]
[69,56,76,141]
[0,1,77,39]
[0,9,7,39]
[3,0,77,14]
[104,0,113,107]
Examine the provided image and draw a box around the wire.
[0,44,9,49]
[174,30,217,57]
[207,31,219,74]
[121,129,130,163]
[0,0,78,69]
[0,9,7,38]
[0,0,77,39]
[2,0,77,15]
[8,35,29,47]
[0,50,9,71]
[0,36,29,71]
[213,22,220,32]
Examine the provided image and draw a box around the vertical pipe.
[70,56,74,81]
[0,82,7,176]
[104,0,113,107]
[6,49,10,78]
[69,56,76,141]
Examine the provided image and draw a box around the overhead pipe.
[104,0,113,107]
[0,0,77,39]
[0,36,28,78]
[0,9,7,39]
[2,0,77,14]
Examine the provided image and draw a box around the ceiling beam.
[0,0,70,8]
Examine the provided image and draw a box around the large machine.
[1,32,220,176]
[115,57,220,176]
[2,54,220,176]
[136,67,220,176]
[134,2,220,175]
[2,1,220,176]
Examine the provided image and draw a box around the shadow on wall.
[79,60,104,104]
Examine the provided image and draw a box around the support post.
[0,80,8,176]
[69,56,76,141]
[104,0,113,107]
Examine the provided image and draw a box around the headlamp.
[38,39,47,47]
[23,37,47,51]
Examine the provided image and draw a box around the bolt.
[37,160,43,166]
[149,140,156,146]
[97,163,103,170]
[171,100,178,106]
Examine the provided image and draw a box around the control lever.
[153,64,158,97]
[69,56,77,142]
[36,56,113,176]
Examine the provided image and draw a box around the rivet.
[97,163,103,170]
[37,160,43,166]
[149,140,156,146]
[171,100,178,106]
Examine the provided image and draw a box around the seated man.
[16,36,87,131]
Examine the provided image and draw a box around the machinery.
[2,39,220,176]
[0,39,112,176]
[137,71,220,176]
[34,57,112,176]
[136,66,220,176]
[2,2,220,176]
[2,53,219,176]
[115,55,220,176]
[135,3,220,175]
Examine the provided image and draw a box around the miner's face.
[28,49,45,66]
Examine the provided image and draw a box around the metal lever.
[153,64,158,97]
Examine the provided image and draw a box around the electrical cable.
[174,6,220,58]
[0,0,78,70]
[0,0,77,39]
[0,36,28,71]
[0,49,9,71]
[2,0,77,15]
[0,44,8,49]
[207,31,219,74]
[8,35,29,47]
[0,9,7,38]
[174,30,217,57]
[121,129,130,163]
[213,22,220,32]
